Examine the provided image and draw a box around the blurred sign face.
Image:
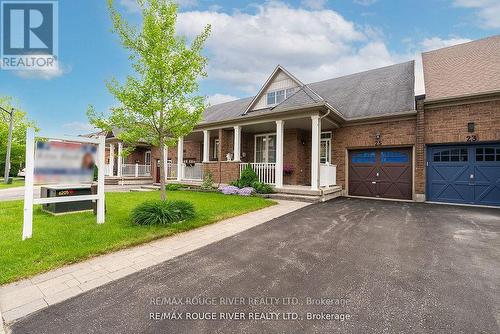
[34,141,96,185]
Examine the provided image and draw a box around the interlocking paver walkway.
[0,200,308,326]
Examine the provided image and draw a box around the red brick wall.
[283,129,310,185]
[424,100,500,144]
[415,98,425,194]
[332,119,417,189]
[203,162,240,184]
[125,147,148,164]
[241,132,253,162]
[150,141,202,182]
[219,129,234,161]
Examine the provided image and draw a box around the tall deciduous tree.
[0,96,38,177]
[88,0,210,200]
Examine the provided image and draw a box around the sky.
[0,0,499,137]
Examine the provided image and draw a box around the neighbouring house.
[92,35,500,206]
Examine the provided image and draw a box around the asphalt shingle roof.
[422,35,500,101]
[308,61,415,118]
[201,61,415,124]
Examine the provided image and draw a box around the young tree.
[0,96,38,177]
[88,0,210,200]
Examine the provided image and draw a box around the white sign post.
[22,128,106,240]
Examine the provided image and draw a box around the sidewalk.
[0,200,309,327]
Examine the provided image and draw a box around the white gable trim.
[244,65,305,114]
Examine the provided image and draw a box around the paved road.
[0,185,141,201]
[10,198,500,333]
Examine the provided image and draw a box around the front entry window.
[320,132,332,164]
[255,134,276,163]
[213,139,220,160]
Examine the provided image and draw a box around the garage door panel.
[426,144,500,206]
[378,181,412,200]
[430,164,469,182]
[437,184,474,203]
[349,181,376,197]
[349,148,412,200]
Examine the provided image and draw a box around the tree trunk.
[159,136,167,201]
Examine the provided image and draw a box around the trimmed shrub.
[201,171,215,190]
[232,165,258,188]
[166,183,182,191]
[252,181,274,194]
[131,200,195,225]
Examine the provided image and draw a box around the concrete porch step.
[141,185,160,190]
[130,188,156,192]
[264,186,343,203]
[105,177,153,186]
[274,185,342,196]
[263,193,321,203]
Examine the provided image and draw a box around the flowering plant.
[218,185,240,195]
[283,164,294,175]
[238,187,255,196]
[218,185,255,196]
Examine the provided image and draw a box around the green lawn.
[0,191,275,285]
[0,178,24,189]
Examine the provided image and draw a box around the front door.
[349,148,413,200]
[156,159,160,183]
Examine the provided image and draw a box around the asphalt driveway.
[10,198,500,333]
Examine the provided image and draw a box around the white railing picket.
[121,164,151,177]
[239,163,276,185]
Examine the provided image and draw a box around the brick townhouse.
[97,35,500,206]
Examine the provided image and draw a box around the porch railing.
[166,162,177,179]
[320,164,337,187]
[105,164,112,176]
[240,163,276,185]
[121,163,151,177]
[183,163,204,181]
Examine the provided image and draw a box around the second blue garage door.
[426,144,500,206]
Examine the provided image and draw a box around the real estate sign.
[34,141,97,185]
[22,128,106,240]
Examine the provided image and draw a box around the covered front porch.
[171,112,339,191]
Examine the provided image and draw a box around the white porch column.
[163,145,168,181]
[233,126,241,162]
[177,137,183,181]
[275,120,284,188]
[117,142,123,177]
[203,130,210,163]
[109,144,115,176]
[311,115,321,190]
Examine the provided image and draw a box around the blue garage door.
[426,144,500,206]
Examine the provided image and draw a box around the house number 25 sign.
[466,135,478,142]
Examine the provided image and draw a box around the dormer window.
[266,88,296,106]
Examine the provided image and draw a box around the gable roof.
[201,61,415,125]
[422,35,500,101]
[244,65,304,113]
[272,85,324,112]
